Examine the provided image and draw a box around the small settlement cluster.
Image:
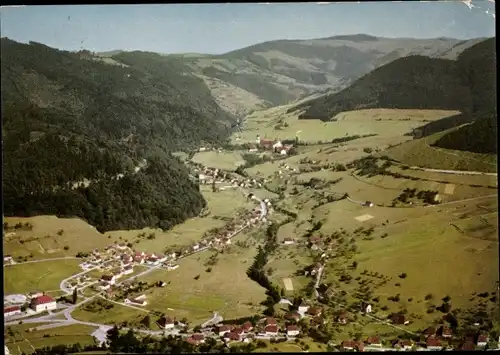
[4,291,57,319]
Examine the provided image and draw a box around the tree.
[141,315,151,329]
[72,288,78,305]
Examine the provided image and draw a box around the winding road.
[5,182,269,343]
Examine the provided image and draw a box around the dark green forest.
[1,39,235,232]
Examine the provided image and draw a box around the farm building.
[30,295,57,312]
[4,305,22,317]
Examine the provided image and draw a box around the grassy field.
[349,172,496,205]
[320,197,498,332]
[136,238,267,325]
[4,259,82,294]
[3,216,111,260]
[387,165,498,187]
[191,151,245,170]
[5,323,97,355]
[104,186,254,252]
[71,299,152,328]
[384,127,497,173]
[253,337,325,352]
[234,108,459,144]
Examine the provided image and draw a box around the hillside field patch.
[4,259,82,295]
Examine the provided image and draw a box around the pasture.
[3,216,111,260]
[71,299,151,328]
[4,259,82,294]
[233,108,459,145]
[384,128,497,173]
[136,242,267,325]
[265,243,313,296]
[323,198,498,331]
[191,151,245,170]
[5,323,97,355]
[352,172,496,204]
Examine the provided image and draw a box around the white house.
[273,141,283,151]
[365,304,372,314]
[30,295,57,313]
[117,243,128,250]
[286,325,300,337]
[4,305,22,318]
[192,244,200,251]
[298,302,309,313]
[477,334,489,347]
[98,282,111,291]
[166,264,179,271]
[158,316,175,330]
[122,265,134,275]
[264,325,278,337]
[101,274,116,285]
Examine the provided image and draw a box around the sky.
[0,2,496,54]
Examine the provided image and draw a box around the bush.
[64,245,69,250]
[425,294,433,301]
[194,275,200,280]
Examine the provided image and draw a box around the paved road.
[424,193,497,208]
[313,265,324,299]
[409,166,497,176]
[4,256,79,267]
[6,184,269,342]
[201,312,223,328]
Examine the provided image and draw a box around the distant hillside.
[1,39,235,232]
[290,37,495,121]
[175,35,483,116]
[290,55,471,120]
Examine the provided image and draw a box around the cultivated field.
[4,259,82,294]
[5,323,97,355]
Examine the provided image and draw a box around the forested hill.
[291,37,495,121]
[1,39,234,233]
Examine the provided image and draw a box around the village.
[4,143,499,352]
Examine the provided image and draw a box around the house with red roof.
[426,336,442,350]
[101,274,116,285]
[186,333,205,345]
[30,295,57,312]
[285,312,301,322]
[286,325,300,337]
[241,321,254,333]
[265,317,277,326]
[224,331,242,342]
[4,305,22,317]
[440,326,452,338]
[477,333,489,347]
[265,325,279,337]
[217,325,232,337]
[122,265,134,275]
[307,306,322,317]
[366,336,382,347]
[341,340,356,350]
